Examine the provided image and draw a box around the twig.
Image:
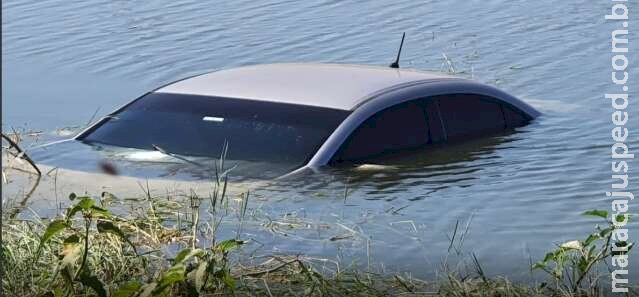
[241,258,298,277]
[7,175,41,219]
[447,220,459,253]
[394,275,414,293]
[472,253,487,283]
[1,133,41,176]
[5,166,39,176]
[262,278,274,297]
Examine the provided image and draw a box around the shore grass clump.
[2,191,246,297]
[533,210,634,296]
[1,187,636,296]
[1,192,432,297]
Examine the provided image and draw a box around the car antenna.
[389,32,406,69]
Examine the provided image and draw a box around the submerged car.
[71,63,539,178]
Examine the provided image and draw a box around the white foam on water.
[523,98,581,113]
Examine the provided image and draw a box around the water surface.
[3,0,638,282]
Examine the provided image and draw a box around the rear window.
[80,92,349,166]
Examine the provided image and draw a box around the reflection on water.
[308,131,521,200]
[3,0,638,282]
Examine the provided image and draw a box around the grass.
[0,217,538,297]
[2,189,635,297]
[1,191,410,297]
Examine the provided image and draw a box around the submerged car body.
[75,63,540,178]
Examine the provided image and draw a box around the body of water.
[3,0,638,283]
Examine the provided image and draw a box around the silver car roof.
[155,63,457,111]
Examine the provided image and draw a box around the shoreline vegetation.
[1,133,636,296]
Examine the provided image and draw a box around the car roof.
[154,63,458,111]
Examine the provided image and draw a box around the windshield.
[80,92,349,167]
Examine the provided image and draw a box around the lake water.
[3,0,638,284]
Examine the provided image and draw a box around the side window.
[331,100,429,163]
[433,94,506,142]
[502,104,529,128]
[330,93,531,165]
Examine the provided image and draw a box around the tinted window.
[331,93,531,164]
[81,93,349,166]
[434,94,506,142]
[332,100,429,163]
[502,104,529,128]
